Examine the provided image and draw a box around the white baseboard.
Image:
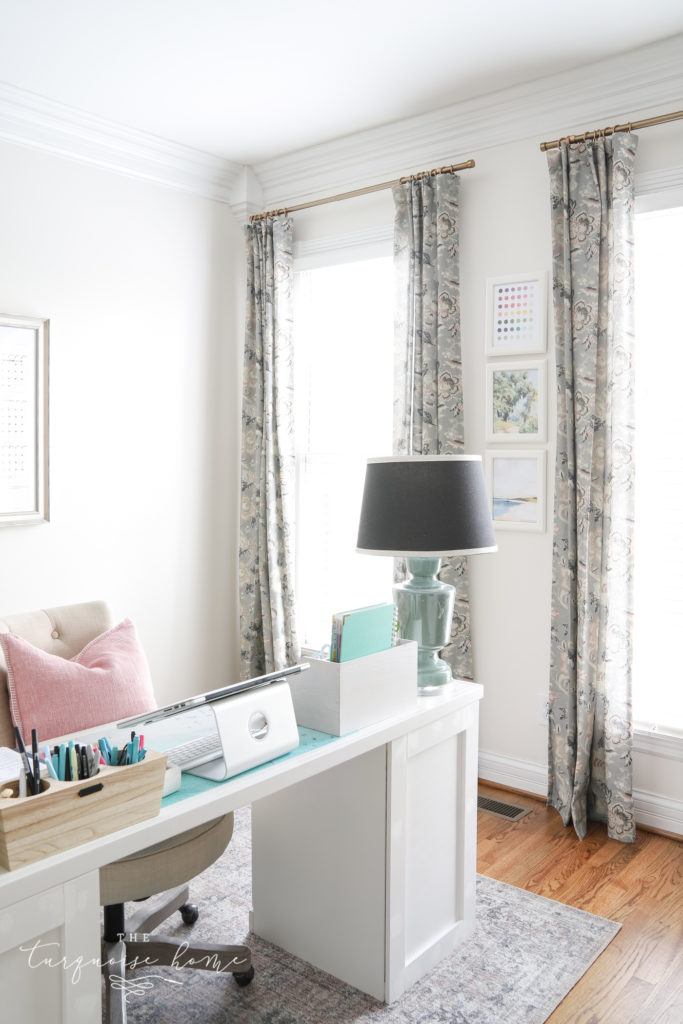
[478,749,547,798]
[632,788,683,836]
[478,749,683,837]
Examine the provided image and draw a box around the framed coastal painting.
[485,272,547,357]
[485,450,546,532]
[485,360,546,443]
[0,314,49,525]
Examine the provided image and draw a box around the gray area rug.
[114,806,620,1024]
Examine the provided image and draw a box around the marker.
[58,744,66,781]
[40,747,58,781]
[69,742,78,782]
[132,735,140,763]
[98,737,112,765]
[86,744,98,777]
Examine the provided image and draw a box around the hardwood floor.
[477,782,683,1024]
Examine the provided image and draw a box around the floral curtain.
[392,173,473,679]
[239,215,299,676]
[547,134,638,843]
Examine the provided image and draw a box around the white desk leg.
[251,744,388,1000]
[0,870,101,1023]
[386,701,479,1001]
[251,699,480,1004]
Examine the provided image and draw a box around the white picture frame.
[485,450,546,532]
[485,360,546,443]
[485,272,547,357]
[0,314,49,526]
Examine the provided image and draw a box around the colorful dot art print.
[486,274,546,356]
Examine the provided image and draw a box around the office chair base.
[102,888,252,1022]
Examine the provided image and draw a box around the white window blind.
[292,255,394,650]
[632,205,683,734]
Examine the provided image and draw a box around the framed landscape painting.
[485,450,545,532]
[485,360,546,443]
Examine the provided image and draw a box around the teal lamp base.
[393,557,455,694]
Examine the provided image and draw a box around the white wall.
[0,140,245,702]
[287,114,683,830]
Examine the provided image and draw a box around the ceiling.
[1,0,682,166]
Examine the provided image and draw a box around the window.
[632,203,683,734]
[292,251,394,651]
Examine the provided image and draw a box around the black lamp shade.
[356,455,497,556]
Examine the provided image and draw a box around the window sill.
[633,726,683,762]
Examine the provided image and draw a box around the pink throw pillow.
[0,618,157,741]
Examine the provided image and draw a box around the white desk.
[0,683,481,1019]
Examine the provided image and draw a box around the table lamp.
[356,455,497,692]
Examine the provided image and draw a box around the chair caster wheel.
[179,902,199,925]
[233,966,255,987]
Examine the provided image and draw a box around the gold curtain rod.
[540,108,683,151]
[248,159,475,222]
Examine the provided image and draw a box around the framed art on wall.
[485,272,547,356]
[485,360,546,443]
[0,314,49,526]
[485,450,546,532]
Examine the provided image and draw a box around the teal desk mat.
[162,726,337,807]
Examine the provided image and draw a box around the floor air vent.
[477,795,532,822]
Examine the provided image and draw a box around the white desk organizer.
[190,680,300,780]
[292,639,418,736]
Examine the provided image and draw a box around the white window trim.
[632,727,683,761]
[293,226,393,271]
[633,168,683,751]
[635,165,683,213]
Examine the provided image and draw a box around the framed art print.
[485,360,546,443]
[485,272,547,356]
[485,450,546,532]
[0,314,49,525]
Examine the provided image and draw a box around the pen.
[14,725,34,793]
[31,729,39,795]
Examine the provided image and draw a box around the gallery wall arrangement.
[483,273,548,533]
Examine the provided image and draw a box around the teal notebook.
[336,602,395,662]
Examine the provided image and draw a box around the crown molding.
[250,33,683,211]
[0,34,681,214]
[0,81,243,203]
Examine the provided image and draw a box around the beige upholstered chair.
[0,600,253,1023]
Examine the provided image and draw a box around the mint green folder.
[338,603,395,662]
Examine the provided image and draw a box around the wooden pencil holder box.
[0,749,167,871]
[293,639,418,736]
